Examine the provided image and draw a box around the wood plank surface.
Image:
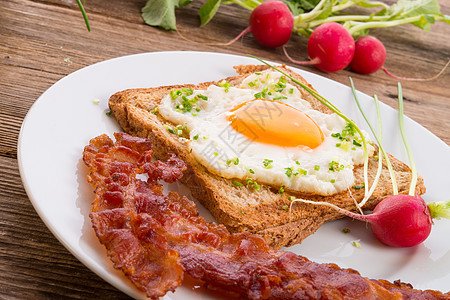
[1,0,449,298]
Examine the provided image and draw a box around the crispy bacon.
[84,133,184,299]
[83,133,450,300]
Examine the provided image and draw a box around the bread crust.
[109,64,425,249]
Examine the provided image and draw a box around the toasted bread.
[109,64,425,249]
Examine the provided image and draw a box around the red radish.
[178,1,293,48]
[328,195,433,247]
[369,195,431,247]
[350,35,449,79]
[308,22,355,72]
[284,22,355,73]
[249,1,294,48]
[224,1,294,48]
[295,195,438,247]
[350,35,386,75]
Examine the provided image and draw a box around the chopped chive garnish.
[353,140,362,147]
[352,241,361,248]
[218,80,230,92]
[182,88,193,95]
[170,89,182,100]
[279,185,285,194]
[197,94,208,101]
[277,78,285,87]
[284,167,294,178]
[330,179,336,183]
[273,95,288,100]
[263,159,273,169]
[166,126,176,134]
[342,228,350,234]
[289,196,296,201]
[170,89,202,113]
[298,169,307,175]
[329,161,344,172]
[331,133,340,138]
[282,205,288,211]
[232,181,243,187]
[353,184,365,190]
[226,157,239,166]
[193,134,199,140]
[248,168,255,174]
[314,165,320,171]
[106,110,113,116]
[150,107,159,115]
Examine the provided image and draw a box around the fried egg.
[158,70,374,196]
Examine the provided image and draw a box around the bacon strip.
[83,133,450,300]
[83,133,184,299]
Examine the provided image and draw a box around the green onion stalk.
[76,0,90,31]
[350,79,399,208]
[397,82,417,196]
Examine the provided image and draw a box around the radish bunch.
[233,2,387,74]
[284,22,449,79]
[201,1,446,78]
[284,22,386,74]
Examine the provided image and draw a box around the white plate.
[18,51,450,298]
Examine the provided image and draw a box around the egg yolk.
[228,99,324,148]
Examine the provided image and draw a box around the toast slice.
[109,64,425,249]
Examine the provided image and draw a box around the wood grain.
[1,0,449,298]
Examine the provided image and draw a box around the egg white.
[158,70,373,196]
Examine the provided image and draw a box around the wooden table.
[1,0,449,298]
